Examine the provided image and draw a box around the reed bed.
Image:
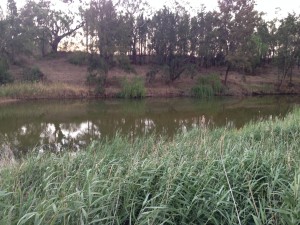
[0,109,300,224]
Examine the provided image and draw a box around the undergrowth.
[192,73,224,98]
[119,76,145,98]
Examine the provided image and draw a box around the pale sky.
[1,0,300,20]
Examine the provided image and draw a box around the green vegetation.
[86,71,107,96]
[67,51,88,66]
[1,108,300,224]
[191,74,224,98]
[119,76,145,98]
[22,66,45,82]
[115,55,136,73]
[0,58,14,85]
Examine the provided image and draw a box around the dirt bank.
[6,55,300,100]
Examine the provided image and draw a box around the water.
[0,96,299,156]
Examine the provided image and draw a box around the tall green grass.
[192,73,224,98]
[1,109,300,224]
[119,76,145,98]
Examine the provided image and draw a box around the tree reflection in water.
[0,96,298,157]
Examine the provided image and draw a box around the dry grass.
[0,82,89,99]
[7,56,300,98]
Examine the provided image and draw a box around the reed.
[0,109,300,224]
[119,76,145,99]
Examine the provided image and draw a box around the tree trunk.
[51,38,61,53]
[224,64,231,86]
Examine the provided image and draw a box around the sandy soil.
[8,55,300,98]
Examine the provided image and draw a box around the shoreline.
[1,90,299,105]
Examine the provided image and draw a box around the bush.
[115,55,135,73]
[191,73,224,98]
[68,51,87,66]
[22,66,45,82]
[119,76,145,98]
[0,58,13,85]
[146,67,159,83]
[88,56,109,74]
[86,70,107,95]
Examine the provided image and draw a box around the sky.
[1,0,300,20]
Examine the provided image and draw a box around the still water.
[0,96,299,156]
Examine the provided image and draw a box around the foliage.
[86,55,109,96]
[162,57,189,82]
[86,70,107,96]
[115,55,135,73]
[67,51,87,66]
[119,76,145,98]
[218,0,259,84]
[1,109,300,224]
[146,67,159,83]
[0,58,13,84]
[192,73,224,98]
[275,13,300,85]
[22,66,45,82]
[88,55,109,74]
[20,0,83,55]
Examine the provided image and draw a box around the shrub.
[68,51,87,66]
[146,67,159,83]
[119,76,145,98]
[0,58,13,85]
[22,66,45,82]
[86,70,107,95]
[184,63,198,79]
[88,56,109,74]
[191,73,224,98]
[115,55,135,73]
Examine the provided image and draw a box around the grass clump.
[1,109,300,224]
[192,73,224,98]
[67,51,87,66]
[119,76,145,98]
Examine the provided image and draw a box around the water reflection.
[0,96,299,156]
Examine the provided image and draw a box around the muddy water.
[0,96,299,156]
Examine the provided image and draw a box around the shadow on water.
[0,96,300,157]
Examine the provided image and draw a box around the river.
[0,96,299,157]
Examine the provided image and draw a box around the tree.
[5,0,22,60]
[217,0,259,85]
[149,7,177,64]
[276,13,300,86]
[20,0,83,55]
[120,0,149,64]
[85,0,120,67]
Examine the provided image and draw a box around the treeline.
[1,0,300,84]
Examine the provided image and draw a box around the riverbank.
[3,55,300,101]
[1,108,300,224]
